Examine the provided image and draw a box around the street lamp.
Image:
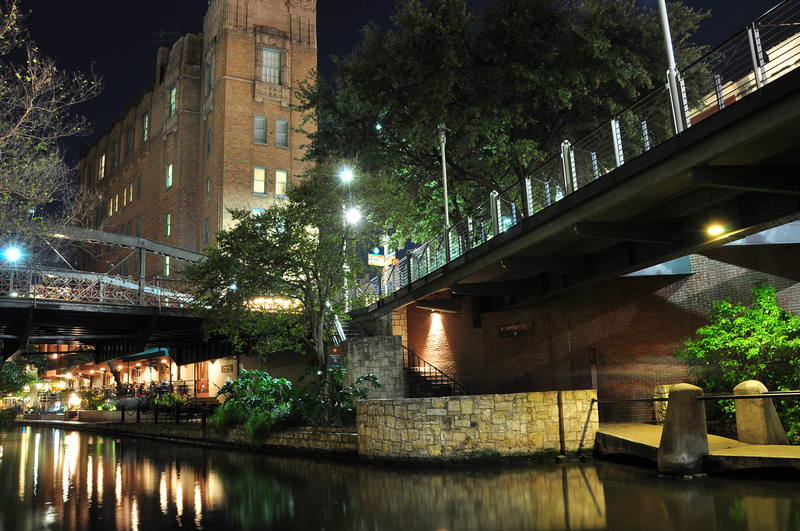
[2,246,22,263]
[345,206,362,225]
[436,124,451,261]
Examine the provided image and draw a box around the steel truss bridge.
[0,230,230,364]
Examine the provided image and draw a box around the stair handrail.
[402,345,469,396]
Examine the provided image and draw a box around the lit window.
[165,212,172,238]
[108,198,113,217]
[122,188,127,207]
[142,111,149,142]
[168,84,177,118]
[253,167,266,194]
[254,116,267,143]
[100,154,106,179]
[114,193,119,212]
[275,120,288,147]
[128,181,134,203]
[262,49,281,85]
[166,163,173,188]
[276,169,288,196]
[164,256,170,277]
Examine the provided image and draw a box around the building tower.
[75,0,317,278]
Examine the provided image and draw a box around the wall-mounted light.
[707,223,725,237]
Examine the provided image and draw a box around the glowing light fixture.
[707,224,725,237]
[2,246,22,262]
[339,167,354,183]
[345,207,362,225]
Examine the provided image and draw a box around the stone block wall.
[357,389,597,462]
[343,336,405,400]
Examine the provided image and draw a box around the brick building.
[75,0,316,278]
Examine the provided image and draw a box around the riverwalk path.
[596,423,800,471]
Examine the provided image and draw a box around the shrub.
[676,285,800,440]
[0,408,17,427]
[291,368,381,428]
[209,400,247,434]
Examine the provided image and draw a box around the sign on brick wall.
[498,321,533,338]
[328,346,342,370]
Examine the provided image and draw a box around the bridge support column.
[734,380,789,445]
[657,383,708,475]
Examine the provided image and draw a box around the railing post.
[561,140,577,194]
[444,226,451,263]
[490,190,500,236]
[524,177,535,217]
[591,152,599,180]
[120,405,125,423]
[175,403,180,425]
[641,121,651,151]
[405,250,412,285]
[611,119,624,167]
[748,23,768,88]
[154,404,159,424]
[136,404,141,423]
[714,74,725,111]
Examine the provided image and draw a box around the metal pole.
[658,0,687,133]
[437,124,451,261]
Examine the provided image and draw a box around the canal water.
[2,426,800,530]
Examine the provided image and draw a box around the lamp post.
[436,124,451,261]
[657,0,688,133]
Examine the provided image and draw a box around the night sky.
[17,0,782,165]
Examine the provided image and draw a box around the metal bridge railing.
[0,266,192,308]
[366,0,800,303]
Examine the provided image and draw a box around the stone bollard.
[734,380,789,445]
[657,383,709,475]
[654,385,670,424]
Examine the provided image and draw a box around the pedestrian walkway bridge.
[359,0,800,317]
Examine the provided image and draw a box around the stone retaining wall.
[343,336,405,400]
[357,390,597,462]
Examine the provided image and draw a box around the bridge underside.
[362,68,800,317]
[0,299,231,365]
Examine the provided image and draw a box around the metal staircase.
[403,346,468,397]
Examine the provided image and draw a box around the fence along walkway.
[369,1,800,301]
[0,267,190,308]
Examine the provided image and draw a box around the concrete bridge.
[357,1,800,318]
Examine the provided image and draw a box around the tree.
[676,285,800,437]
[183,166,373,369]
[0,0,102,264]
[296,0,708,243]
[0,352,47,396]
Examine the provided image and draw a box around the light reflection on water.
[1,425,800,530]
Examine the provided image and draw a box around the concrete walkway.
[595,423,800,471]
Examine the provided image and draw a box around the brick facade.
[403,245,800,421]
[75,0,316,278]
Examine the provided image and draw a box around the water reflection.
[0,426,799,530]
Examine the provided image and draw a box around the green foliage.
[209,368,381,441]
[291,368,382,428]
[676,285,800,438]
[0,408,17,427]
[295,0,708,243]
[209,400,247,434]
[0,353,46,396]
[184,168,376,368]
[79,389,109,410]
[152,392,187,408]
